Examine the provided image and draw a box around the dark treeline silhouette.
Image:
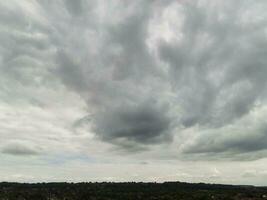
[0,181,267,200]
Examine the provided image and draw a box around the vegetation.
[0,181,267,200]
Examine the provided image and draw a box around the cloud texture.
[1,0,267,184]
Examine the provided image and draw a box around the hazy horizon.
[1,0,267,186]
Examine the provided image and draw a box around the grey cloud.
[159,0,267,129]
[51,0,174,151]
[2,142,41,156]
[55,51,88,92]
[0,1,54,89]
[51,0,267,155]
[242,171,257,178]
[94,102,172,145]
[64,0,84,16]
[180,115,267,160]
[1,0,267,159]
[183,131,267,155]
[106,7,156,81]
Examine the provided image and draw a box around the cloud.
[242,170,257,178]
[1,0,267,162]
[158,0,267,128]
[180,105,267,160]
[52,0,175,151]
[1,142,41,156]
[93,101,172,147]
[64,0,84,16]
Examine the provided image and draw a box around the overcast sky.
[1,0,267,185]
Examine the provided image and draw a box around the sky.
[1,0,267,186]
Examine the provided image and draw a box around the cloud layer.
[1,141,41,156]
[1,0,267,184]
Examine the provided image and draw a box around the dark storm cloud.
[94,102,171,145]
